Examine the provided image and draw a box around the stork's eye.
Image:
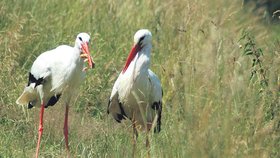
[79,37,83,41]
[139,36,145,42]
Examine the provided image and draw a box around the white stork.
[16,33,94,158]
[107,29,163,155]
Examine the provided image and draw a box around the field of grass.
[0,0,279,157]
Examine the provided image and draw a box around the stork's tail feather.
[154,111,162,133]
[152,101,162,133]
[16,86,37,105]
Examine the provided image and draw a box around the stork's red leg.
[35,102,45,158]
[63,104,70,157]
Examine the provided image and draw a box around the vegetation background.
[0,0,279,157]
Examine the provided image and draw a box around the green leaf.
[244,50,253,56]
[257,48,263,56]
[244,43,251,49]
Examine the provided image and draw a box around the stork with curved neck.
[108,29,163,157]
[16,33,94,158]
[121,30,153,97]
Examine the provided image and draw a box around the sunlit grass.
[0,0,279,157]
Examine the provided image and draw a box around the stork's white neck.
[134,44,151,74]
[124,43,152,82]
[119,44,151,99]
[74,44,81,54]
[72,45,84,62]
[70,45,83,66]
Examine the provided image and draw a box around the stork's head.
[122,29,152,73]
[134,29,152,47]
[75,33,94,69]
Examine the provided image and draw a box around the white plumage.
[16,32,94,158]
[17,45,82,106]
[107,29,163,153]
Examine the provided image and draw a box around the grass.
[0,0,279,157]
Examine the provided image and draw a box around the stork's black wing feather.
[28,72,44,87]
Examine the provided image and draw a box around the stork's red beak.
[81,43,94,69]
[122,43,141,74]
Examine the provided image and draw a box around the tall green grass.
[0,0,279,157]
